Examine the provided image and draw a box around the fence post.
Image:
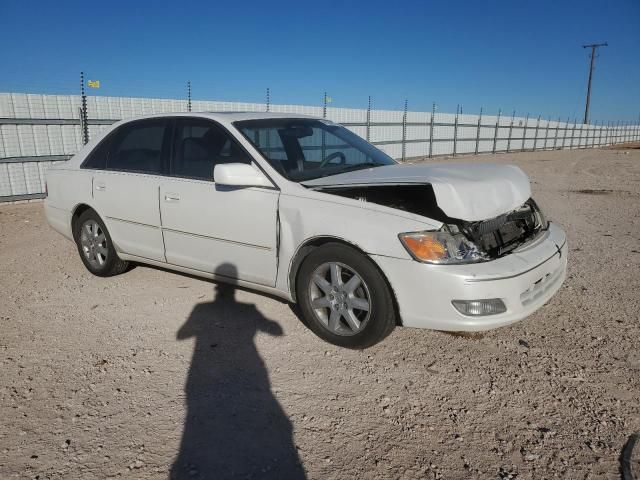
[569,119,576,149]
[474,107,482,155]
[321,92,327,161]
[618,120,622,144]
[80,71,89,145]
[579,122,585,148]
[366,95,371,142]
[522,113,529,151]
[429,102,435,158]
[591,120,596,148]
[453,105,459,157]
[533,115,541,151]
[323,92,328,119]
[622,121,629,143]
[625,121,630,143]
[187,81,192,112]
[492,109,501,154]
[600,121,604,146]
[507,110,515,152]
[610,121,614,145]
[543,116,550,150]
[620,120,623,144]
[584,120,589,148]
[620,121,623,144]
[597,120,602,146]
[401,99,407,162]
[553,117,560,149]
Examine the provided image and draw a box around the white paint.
[44,112,568,332]
[303,163,532,221]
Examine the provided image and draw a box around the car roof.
[113,111,319,125]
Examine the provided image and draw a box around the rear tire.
[296,243,396,349]
[74,209,129,277]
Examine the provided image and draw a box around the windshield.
[234,119,396,182]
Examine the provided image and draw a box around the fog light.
[451,298,506,316]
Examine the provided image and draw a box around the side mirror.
[213,163,273,188]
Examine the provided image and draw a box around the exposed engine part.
[461,199,546,257]
[317,184,546,260]
[316,184,454,223]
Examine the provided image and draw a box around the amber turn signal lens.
[401,235,447,261]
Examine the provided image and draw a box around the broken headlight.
[529,199,548,230]
[399,227,488,264]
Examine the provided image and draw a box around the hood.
[302,163,532,221]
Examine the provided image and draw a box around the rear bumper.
[372,223,568,331]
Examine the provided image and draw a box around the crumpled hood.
[302,163,532,221]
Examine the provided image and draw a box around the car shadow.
[170,263,306,479]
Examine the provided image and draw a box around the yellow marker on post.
[87,80,100,88]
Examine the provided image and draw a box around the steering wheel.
[319,151,346,168]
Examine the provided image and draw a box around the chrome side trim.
[106,217,272,251]
[106,216,160,229]
[162,227,272,251]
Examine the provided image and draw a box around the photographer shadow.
[171,264,306,479]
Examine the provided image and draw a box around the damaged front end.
[316,184,548,263]
[460,198,547,258]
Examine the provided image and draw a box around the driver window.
[298,128,368,165]
[172,119,251,180]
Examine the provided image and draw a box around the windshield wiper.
[301,162,383,182]
[331,162,381,174]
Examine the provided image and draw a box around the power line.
[582,42,607,125]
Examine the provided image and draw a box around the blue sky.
[1,0,639,121]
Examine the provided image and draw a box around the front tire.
[296,243,396,348]
[74,209,129,277]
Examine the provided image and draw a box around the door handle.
[94,182,106,191]
[164,193,180,202]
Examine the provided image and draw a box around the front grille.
[463,199,544,258]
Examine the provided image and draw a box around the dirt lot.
[1,146,639,480]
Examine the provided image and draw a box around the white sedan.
[44,112,567,348]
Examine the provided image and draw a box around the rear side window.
[172,119,251,180]
[82,134,112,169]
[83,119,169,174]
[108,121,168,174]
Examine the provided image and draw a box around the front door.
[159,118,279,286]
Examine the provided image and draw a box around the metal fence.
[1,92,639,202]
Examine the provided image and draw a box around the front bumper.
[372,223,568,331]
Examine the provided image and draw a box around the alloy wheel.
[80,220,108,268]
[308,261,372,336]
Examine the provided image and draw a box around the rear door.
[87,118,170,262]
[158,118,279,286]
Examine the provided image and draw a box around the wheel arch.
[70,203,99,240]
[288,236,403,326]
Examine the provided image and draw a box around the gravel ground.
[1,146,639,480]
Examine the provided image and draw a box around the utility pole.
[582,42,607,124]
